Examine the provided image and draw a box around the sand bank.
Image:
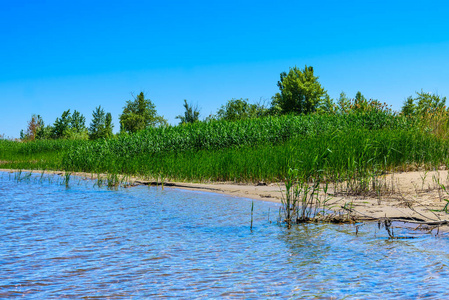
[3,168,449,227]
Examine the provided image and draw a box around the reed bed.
[1,112,448,186]
[61,112,410,172]
[0,139,84,170]
[60,127,448,183]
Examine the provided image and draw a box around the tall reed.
[2,112,448,186]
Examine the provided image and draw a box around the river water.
[1,171,449,299]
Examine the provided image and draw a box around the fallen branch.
[341,206,449,226]
[386,218,448,226]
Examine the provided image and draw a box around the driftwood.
[341,206,449,226]
[387,219,448,226]
[133,180,222,192]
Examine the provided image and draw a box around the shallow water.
[1,172,449,299]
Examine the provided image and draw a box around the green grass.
[59,127,448,183]
[0,139,84,170]
[1,112,447,186]
[61,112,410,171]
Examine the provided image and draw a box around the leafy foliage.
[216,98,268,121]
[271,65,328,115]
[335,91,392,115]
[401,90,447,117]
[0,138,87,170]
[176,100,200,124]
[401,91,449,139]
[89,106,114,140]
[70,111,86,133]
[105,113,113,137]
[52,111,447,183]
[61,111,410,173]
[120,92,167,133]
[52,109,88,140]
[21,114,44,141]
[52,110,72,139]
[36,125,54,140]
[4,108,449,184]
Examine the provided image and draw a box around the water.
[1,172,449,299]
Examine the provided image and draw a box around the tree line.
[20,65,447,141]
[21,107,114,141]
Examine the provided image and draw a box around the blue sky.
[1,0,448,138]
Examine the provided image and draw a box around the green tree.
[89,106,114,139]
[51,109,88,139]
[216,98,268,121]
[337,91,351,113]
[316,94,335,114]
[401,91,447,117]
[176,99,200,124]
[36,125,53,140]
[271,65,328,115]
[70,110,86,133]
[89,106,105,139]
[66,110,88,139]
[120,92,167,133]
[354,91,367,108]
[52,109,72,138]
[414,90,446,115]
[401,96,416,117]
[104,112,113,138]
[19,114,54,140]
[336,91,387,114]
[21,114,44,141]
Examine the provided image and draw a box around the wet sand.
[3,168,449,226]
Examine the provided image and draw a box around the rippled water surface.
[2,172,449,299]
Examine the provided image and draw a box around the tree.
[316,94,335,114]
[104,112,113,138]
[89,106,114,140]
[176,99,200,124]
[22,114,44,141]
[401,96,416,117]
[335,91,387,114]
[271,65,328,115]
[354,91,367,107]
[89,106,105,139]
[401,90,447,117]
[36,125,53,140]
[52,109,72,138]
[216,98,268,121]
[52,109,88,139]
[337,92,351,113]
[120,92,167,133]
[70,110,87,133]
[67,110,88,139]
[21,115,54,140]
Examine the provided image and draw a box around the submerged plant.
[62,172,71,188]
[14,170,23,181]
[279,168,339,227]
[250,201,254,231]
[39,170,46,183]
[14,170,33,182]
[106,173,120,189]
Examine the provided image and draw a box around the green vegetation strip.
[2,112,448,184]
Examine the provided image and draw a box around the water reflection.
[1,172,449,299]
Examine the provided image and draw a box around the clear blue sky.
[1,0,448,138]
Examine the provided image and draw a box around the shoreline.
[3,168,449,229]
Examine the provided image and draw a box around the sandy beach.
[3,168,449,227]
